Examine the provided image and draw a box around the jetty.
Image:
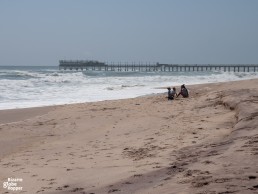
[59,60,258,72]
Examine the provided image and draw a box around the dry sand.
[1,79,258,194]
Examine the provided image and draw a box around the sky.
[0,0,258,66]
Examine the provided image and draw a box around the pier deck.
[59,60,258,72]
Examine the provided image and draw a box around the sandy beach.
[1,79,258,194]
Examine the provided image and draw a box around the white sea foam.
[0,66,258,110]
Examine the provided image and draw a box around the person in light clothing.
[167,87,177,100]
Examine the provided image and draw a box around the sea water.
[1,66,258,110]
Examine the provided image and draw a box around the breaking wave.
[0,66,258,110]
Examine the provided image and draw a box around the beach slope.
[1,79,258,194]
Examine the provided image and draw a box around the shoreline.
[0,106,56,124]
[1,76,258,111]
[1,78,258,193]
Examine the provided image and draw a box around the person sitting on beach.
[167,87,177,100]
[176,84,189,98]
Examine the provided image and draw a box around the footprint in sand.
[202,160,215,165]
[214,177,233,184]
[108,189,120,193]
[70,187,84,192]
[122,182,132,184]
[153,165,162,169]
[48,182,56,185]
[191,175,212,188]
[133,174,143,177]
[55,184,70,191]
[13,167,25,172]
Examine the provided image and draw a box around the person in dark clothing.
[177,84,189,98]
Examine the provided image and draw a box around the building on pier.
[59,60,106,70]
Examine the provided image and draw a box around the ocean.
[1,66,258,110]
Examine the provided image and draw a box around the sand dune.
[1,79,258,194]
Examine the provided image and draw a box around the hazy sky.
[0,0,258,66]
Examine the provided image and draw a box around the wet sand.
[1,79,258,194]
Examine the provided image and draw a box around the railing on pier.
[59,61,258,72]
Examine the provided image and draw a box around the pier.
[59,60,258,72]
